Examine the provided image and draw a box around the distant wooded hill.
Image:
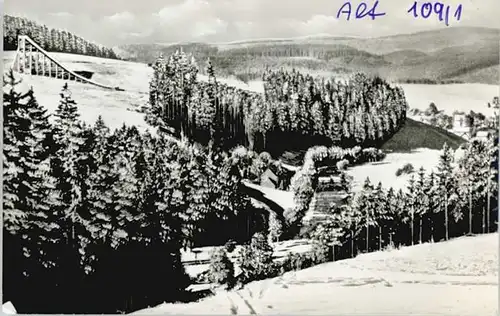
[3,15,119,60]
[119,27,499,85]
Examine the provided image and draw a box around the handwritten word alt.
[407,1,463,26]
[337,0,386,20]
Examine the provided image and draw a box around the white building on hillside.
[474,128,497,142]
[452,113,472,139]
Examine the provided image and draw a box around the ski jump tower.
[10,35,123,91]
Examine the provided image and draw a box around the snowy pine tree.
[2,70,68,312]
[51,83,93,275]
[436,143,455,240]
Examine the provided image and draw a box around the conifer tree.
[311,215,344,262]
[415,167,427,243]
[384,187,398,246]
[394,189,410,246]
[340,200,360,258]
[138,147,190,300]
[267,211,283,244]
[425,171,439,241]
[51,83,91,273]
[3,70,65,312]
[3,71,32,232]
[310,100,324,135]
[354,178,376,252]
[457,139,493,235]
[484,137,498,232]
[238,232,275,283]
[436,143,455,240]
[3,70,60,236]
[86,125,119,255]
[110,133,142,247]
[172,146,210,248]
[406,175,417,245]
[209,150,251,243]
[457,144,475,235]
[208,247,235,289]
[374,182,388,250]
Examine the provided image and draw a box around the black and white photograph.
[2,0,499,314]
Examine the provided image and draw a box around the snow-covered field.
[244,80,499,116]
[137,233,499,315]
[400,83,499,116]
[347,148,442,193]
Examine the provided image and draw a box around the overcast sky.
[5,0,499,46]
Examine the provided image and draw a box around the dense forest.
[122,43,386,81]
[262,68,408,147]
[216,43,387,63]
[3,15,119,59]
[147,51,408,157]
[121,42,382,65]
[3,71,271,313]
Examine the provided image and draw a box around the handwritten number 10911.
[408,1,463,26]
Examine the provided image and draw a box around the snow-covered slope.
[136,233,498,315]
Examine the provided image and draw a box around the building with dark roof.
[260,162,295,190]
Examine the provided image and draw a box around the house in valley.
[451,112,473,140]
[474,128,497,141]
[260,168,279,189]
[260,161,295,191]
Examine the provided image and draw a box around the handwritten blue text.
[335,1,463,26]
[407,1,463,26]
[337,0,387,21]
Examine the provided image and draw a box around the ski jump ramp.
[10,35,124,91]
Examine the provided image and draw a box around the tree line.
[120,42,379,68]
[147,51,408,156]
[2,71,273,314]
[301,141,498,259]
[3,15,119,59]
[397,78,464,85]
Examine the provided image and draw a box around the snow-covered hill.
[137,233,498,315]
